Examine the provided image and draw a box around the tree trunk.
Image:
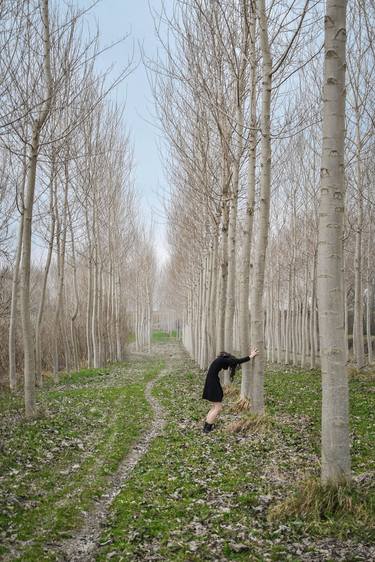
[225,89,246,359]
[68,204,80,372]
[20,0,53,417]
[9,212,24,391]
[366,221,373,364]
[200,257,209,368]
[353,117,365,369]
[301,259,309,368]
[35,168,55,384]
[285,268,291,364]
[240,6,257,401]
[249,0,272,415]
[92,244,99,368]
[317,0,351,486]
[52,166,68,379]
[20,134,39,417]
[216,133,231,354]
[98,262,104,367]
[207,241,217,359]
[115,271,122,360]
[86,257,94,367]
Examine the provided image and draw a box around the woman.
[202,349,258,433]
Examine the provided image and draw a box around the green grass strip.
[0,359,163,561]
[96,360,374,562]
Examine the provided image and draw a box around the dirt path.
[58,359,169,562]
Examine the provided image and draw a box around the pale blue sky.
[79,0,170,262]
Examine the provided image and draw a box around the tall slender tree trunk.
[20,0,53,417]
[216,133,231,353]
[35,169,55,384]
[343,251,350,363]
[353,117,365,368]
[317,0,351,485]
[240,10,257,399]
[249,0,272,415]
[197,266,203,365]
[217,219,229,353]
[276,260,282,363]
[224,184,237,359]
[240,20,257,394]
[366,220,373,364]
[86,257,93,367]
[98,262,104,367]
[53,169,68,379]
[69,205,79,372]
[147,283,152,353]
[9,213,24,391]
[108,263,114,361]
[20,136,39,416]
[92,245,99,368]
[285,268,291,364]
[309,258,314,368]
[207,242,216,359]
[9,150,27,390]
[224,32,247,364]
[301,257,309,368]
[115,271,122,360]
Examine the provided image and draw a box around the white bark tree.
[20,0,53,417]
[248,0,272,415]
[317,0,351,485]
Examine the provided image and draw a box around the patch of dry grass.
[268,477,374,532]
[223,384,240,398]
[226,412,273,434]
[234,397,251,411]
[347,365,375,382]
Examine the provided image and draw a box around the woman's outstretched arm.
[235,348,258,365]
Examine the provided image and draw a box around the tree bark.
[216,132,231,354]
[366,220,373,364]
[224,29,247,362]
[9,212,24,391]
[249,0,272,415]
[92,240,99,368]
[52,164,68,379]
[240,5,257,401]
[353,116,365,369]
[20,0,53,417]
[115,271,122,360]
[68,203,80,372]
[35,165,55,384]
[317,0,351,485]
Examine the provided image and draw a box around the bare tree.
[317,0,351,485]
[20,0,54,417]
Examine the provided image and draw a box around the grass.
[226,412,274,434]
[1,341,374,561]
[96,357,375,562]
[0,358,164,561]
[269,477,374,536]
[265,365,375,471]
[152,330,176,342]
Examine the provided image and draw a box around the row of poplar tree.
[0,1,155,415]
[156,0,374,486]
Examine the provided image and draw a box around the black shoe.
[203,422,214,433]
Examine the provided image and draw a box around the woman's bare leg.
[206,402,223,424]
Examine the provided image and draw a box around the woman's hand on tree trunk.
[249,348,258,358]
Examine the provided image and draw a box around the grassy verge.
[97,358,374,562]
[265,365,375,471]
[0,358,163,561]
[152,330,175,342]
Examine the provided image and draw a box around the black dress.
[202,355,251,402]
